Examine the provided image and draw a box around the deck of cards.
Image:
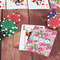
[0,0,50,9]
[7,0,50,9]
[1,0,60,9]
[19,24,57,57]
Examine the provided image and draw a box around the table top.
[0,9,60,60]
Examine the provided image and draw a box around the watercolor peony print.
[50,0,60,8]
[24,26,57,57]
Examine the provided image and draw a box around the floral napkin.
[25,26,57,57]
[50,0,60,8]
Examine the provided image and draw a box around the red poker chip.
[47,13,60,29]
[3,13,21,24]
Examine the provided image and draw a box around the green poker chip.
[1,19,18,36]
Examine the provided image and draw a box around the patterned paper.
[19,24,45,50]
[25,26,57,57]
[50,0,60,8]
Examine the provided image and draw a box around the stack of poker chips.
[0,20,2,28]
[0,20,6,40]
[47,12,60,29]
[0,13,21,40]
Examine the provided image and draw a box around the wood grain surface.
[0,2,60,60]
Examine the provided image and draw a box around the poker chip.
[47,12,57,19]
[0,20,2,25]
[1,19,18,36]
[47,13,60,29]
[0,30,6,40]
[3,13,21,24]
[0,20,2,29]
[0,20,2,24]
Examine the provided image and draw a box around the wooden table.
[0,8,60,60]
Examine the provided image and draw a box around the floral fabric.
[24,26,57,57]
[50,0,60,8]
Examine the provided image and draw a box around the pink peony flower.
[52,31,57,35]
[43,33,52,37]
[45,53,50,57]
[40,30,44,33]
[51,38,55,42]
[42,37,47,40]
[36,52,41,54]
[47,45,52,50]
[45,29,52,32]
[28,39,35,44]
[26,47,33,52]
[57,2,60,6]
[34,43,38,47]
[32,33,39,37]
[50,3,57,8]
[38,46,46,52]
[38,42,45,46]
[34,26,41,30]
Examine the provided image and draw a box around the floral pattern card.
[50,0,60,8]
[0,0,5,9]
[28,0,50,9]
[7,0,27,9]
[25,26,57,57]
[19,24,45,50]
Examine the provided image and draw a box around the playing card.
[25,26,57,57]
[0,0,5,9]
[7,0,27,9]
[50,0,60,8]
[28,0,50,9]
[19,24,45,50]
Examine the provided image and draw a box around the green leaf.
[40,27,43,29]
[37,31,40,33]
[47,37,51,41]
[40,32,44,37]
[41,53,45,56]
[52,0,59,2]
[34,40,38,42]
[34,46,38,51]
[57,6,59,8]
[31,45,34,48]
